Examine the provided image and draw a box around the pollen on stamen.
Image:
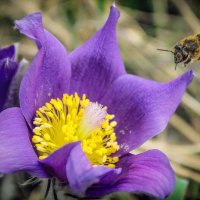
[32,93,119,168]
[77,102,108,139]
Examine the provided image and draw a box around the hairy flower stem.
[44,179,51,199]
[53,178,58,200]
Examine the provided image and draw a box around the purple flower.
[0,45,18,111]
[0,5,193,200]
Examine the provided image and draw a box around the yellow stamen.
[32,93,119,168]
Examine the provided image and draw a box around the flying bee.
[158,34,200,70]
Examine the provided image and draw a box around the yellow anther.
[39,155,48,160]
[32,93,119,167]
[43,134,51,141]
[107,164,115,168]
[110,121,117,127]
[32,136,42,143]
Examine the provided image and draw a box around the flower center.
[32,93,119,168]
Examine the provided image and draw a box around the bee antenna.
[157,48,174,54]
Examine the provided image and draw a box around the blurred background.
[0,0,200,199]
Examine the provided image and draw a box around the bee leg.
[183,57,191,67]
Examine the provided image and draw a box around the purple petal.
[69,6,125,101]
[40,142,80,181]
[0,58,18,111]
[66,143,121,195]
[0,107,46,177]
[3,59,28,109]
[87,150,175,200]
[41,142,121,195]
[102,70,193,155]
[0,45,16,60]
[15,12,71,127]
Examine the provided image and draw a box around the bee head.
[174,44,188,64]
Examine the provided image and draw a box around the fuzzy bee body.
[158,34,200,69]
[174,34,200,67]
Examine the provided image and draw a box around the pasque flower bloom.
[0,5,193,199]
[0,45,19,111]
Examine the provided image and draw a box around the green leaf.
[189,181,200,200]
[97,0,106,12]
[166,176,189,200]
